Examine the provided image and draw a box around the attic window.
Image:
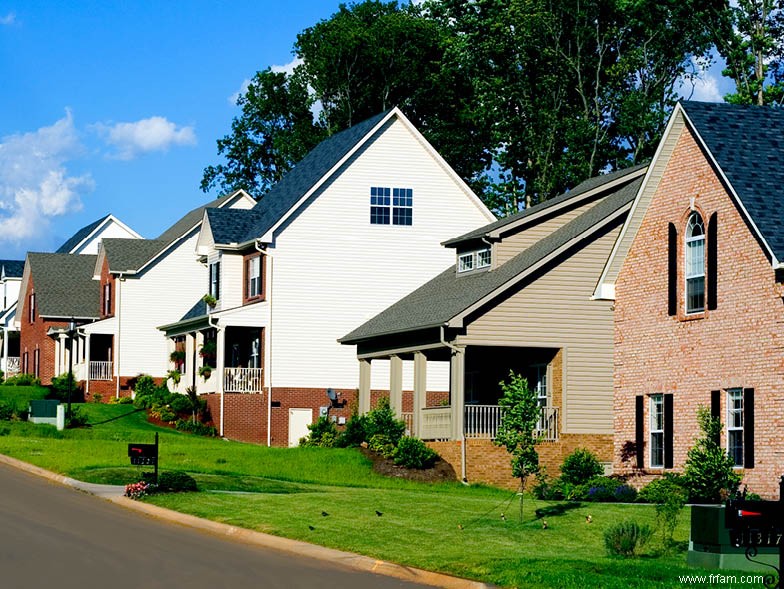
[458,247,491,273]
[370,187,413,226]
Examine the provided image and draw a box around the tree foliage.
[203,0,725,211]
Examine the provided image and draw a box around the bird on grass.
[542,520,548,530]
[585,515,592,524]
[321,511,329,517]
[375,510,383,517]
[457,524,464,530]
[500,513,506,521]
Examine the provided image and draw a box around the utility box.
[28,399,61,428]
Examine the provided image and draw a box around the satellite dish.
[327,388,337,401]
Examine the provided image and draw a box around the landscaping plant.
[639,474,687,550]
[604,521,653,557]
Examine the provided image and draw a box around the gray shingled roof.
[681,101,784,261]
[101,239,170,273]
[341,176,642,343]
[209,111,390,245]
[156,193,235,244]
[1,260,24,278]
[27,253,99,318]
[56,215,110,253]
[180,298,208,322]
[443,164,646,247]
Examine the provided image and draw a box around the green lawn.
[0,402,756,588]
[0,384,49,409]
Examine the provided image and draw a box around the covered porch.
[357,340,560,443]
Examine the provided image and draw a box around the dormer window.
[457,247,491,273]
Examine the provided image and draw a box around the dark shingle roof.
[179,298,208,322]
[101,239,170,273]
[341,177,642,343]
[443,164,646,247]
[56,215,111,253]
[682,101,784,260]
[209,111,390,245]
[27,253,99,318]
[0,260,24,278]
[157,193,235,244]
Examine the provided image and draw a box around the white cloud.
[678,55,731,103]
[0,112,92,242]
[95,116,196,160]
[0,12,15,25]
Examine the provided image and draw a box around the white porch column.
[358,359,371,415]
[84,333,91,396]
[1,326,7,372]
[450,346,466,441]
[216,328,226,437]
[413,351,427,438]
[389,355,403,417]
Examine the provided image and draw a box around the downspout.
[115,273,124,400]
[208,313,225,437]
[255,239,273,447]
[440,325,468,485]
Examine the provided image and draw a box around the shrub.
[336,411,367,447]
[0,400,15,421]
[157,471,198,493]
[576,476,638,502]
[604,521,652,557]
[49,372,80,402]
[66,406,88,428]
[392,436,439,469]
[368,433,396,458]
[91,393,103,403]
[300,416,340,447]
[5,373,40,386]
[532,469,559,500]
[639,474,688,549]
[150,403,177,423]
[175,419,217,437]
[682,406,741,503]
[168,394,192,414]
[364,398,406,447]
[559,448,604,486]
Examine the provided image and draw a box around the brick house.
[598,101,784,498]
[341,165,646,488]
[159,108,495,446]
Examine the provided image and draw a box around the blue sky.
[0,1,336,257]
[0,2,734,259]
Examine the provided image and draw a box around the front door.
[288,408,313,447]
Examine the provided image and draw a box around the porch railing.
[224,367,264,393]
[6,356,19,375]
[420,406,452,440]
[464,404,559,441]
[89,361,113,381]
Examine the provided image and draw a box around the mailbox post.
[128,432,159,484]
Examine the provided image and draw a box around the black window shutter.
[664,394,674,469]
[707,212,718,310]
[710,390,721,445]
[744,388,755,469]
[216,262,221,300]
[668,223,678,316]
[635,396,644,468]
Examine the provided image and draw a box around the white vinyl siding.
[268,116,493,390]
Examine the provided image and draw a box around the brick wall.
[614,125,784,498]
[19,275,64,385]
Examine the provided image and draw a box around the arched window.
[685,212,705,313]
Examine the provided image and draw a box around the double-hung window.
[209,261,221,300]
[685,212,705,313]
[103,283,112,316]
[28,293,35,323]
[727,388,744,467]
[247,256,261,299]
[650,394,664,468]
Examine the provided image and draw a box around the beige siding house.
[341,165,646,488]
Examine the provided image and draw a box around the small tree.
[494,371,541,521]
[682,406,742,503]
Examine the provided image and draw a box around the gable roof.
[207,111,390,246]
[101,239,170,273]
[0,260,24,279]
[680,101,784,262]
[443,164,647,247]
[56,215,111,253]
[157,192,240,244]
[26,253,99,319]
[341,174,642,344]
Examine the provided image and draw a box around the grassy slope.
[0,403,753,588]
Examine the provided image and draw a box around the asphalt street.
[0,462,430,589]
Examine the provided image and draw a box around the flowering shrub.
[124,480,156,500]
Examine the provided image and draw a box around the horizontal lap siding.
[460,223,621,434]
[271,118,493,390]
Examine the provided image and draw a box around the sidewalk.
[0,452,492,589]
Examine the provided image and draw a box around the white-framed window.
[727,388,744,467]
[28,292,35,323]
[370,187,413,225]
[103,283,112,316]
[247,256,261,299]
[209,261,220,300]
[685,212,705,313]
[458,252,474,272]
[650,394,664,468]
[457,247,491,273]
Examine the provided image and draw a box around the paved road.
[0,463,429,589]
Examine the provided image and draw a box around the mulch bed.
[359,447,457,483]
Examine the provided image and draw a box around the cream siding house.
[160,108,495,446]
[341,165,646,488]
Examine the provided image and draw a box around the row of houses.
[2,101,782,497]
